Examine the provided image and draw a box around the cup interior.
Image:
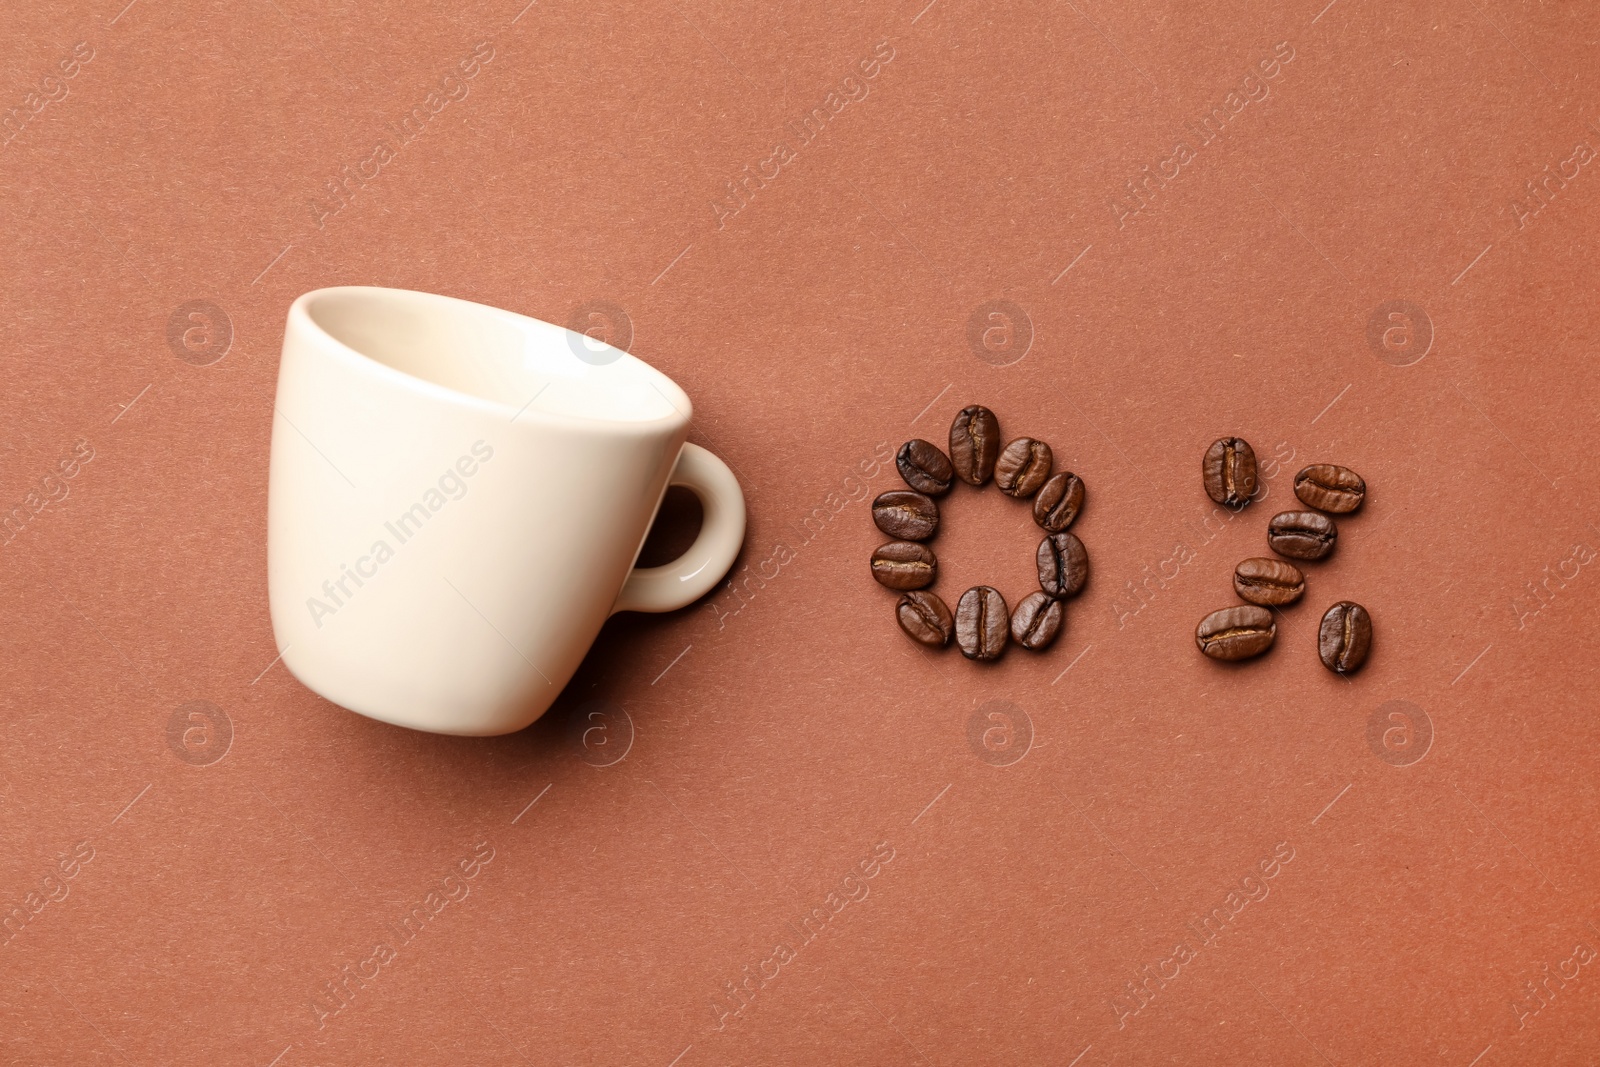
[301,287,685,424]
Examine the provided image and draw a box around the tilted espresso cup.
[267,287,746,736]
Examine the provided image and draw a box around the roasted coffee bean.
[896,590,953,647]
[1294,464,1366,514]
[1233,557,1305,606]
[1202,437,1258,507]
[871,541,937,590]
[1195,605,1276,661]
[955,585,1008,660]
[1318,601,1372,674]
[1036,531,1089,599]
[949,405,1001,485]
[896,439,954,496]
[995,437,1053,498]
[872,490,939,541]
[1268,510,1338,561]
[1010,591,1063,650]
[1033,471,1085,532]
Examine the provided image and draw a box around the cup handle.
[611,443,746,615]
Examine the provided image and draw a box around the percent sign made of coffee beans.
[1195,438,1372,675]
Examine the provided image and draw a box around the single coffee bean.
[1195,605,1276,661]
[872,490,939,541]
[1268,510,1338,561]
[1318,601,1372,674]
[955,585,1008,660]
[871,541,937,590]
[995,437,1053,498]
[1033,471,1085,532]
[896,439,954,496]
[1294,464,1366,514]
[896,590,953,647]
[949,405,1001,485]
[1233,557,1305,606]
[1037,531,1089,599]
[1010,591,1063,650]
[1202,437,1258,507]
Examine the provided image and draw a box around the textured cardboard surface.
[4,1,1600,1063]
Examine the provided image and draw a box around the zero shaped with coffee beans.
[877,410,1086,656]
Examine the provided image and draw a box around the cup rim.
[287,286,693,435]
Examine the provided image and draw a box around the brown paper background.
[4,1,1600,1063]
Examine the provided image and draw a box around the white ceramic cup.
[266,286,745,736]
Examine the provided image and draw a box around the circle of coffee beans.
[872,405,1089,661]
[1194,438,1372,674]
